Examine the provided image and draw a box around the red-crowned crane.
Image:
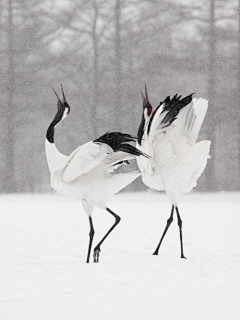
[45,84,149,263]
[136,85,210,258]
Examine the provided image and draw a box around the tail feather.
[94,132,137,149]
[118,143,150,159]
[94,131,150,158]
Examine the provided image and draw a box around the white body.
[46,139,140,214]
[137,98,211,206]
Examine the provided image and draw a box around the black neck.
[46,109,63,144]
[137,113,145,145]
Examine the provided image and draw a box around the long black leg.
[93,208,121,263]
[86,216,95,263]
[153,205,174,255]
[175,206,187,259]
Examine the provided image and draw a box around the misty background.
[0,0,239,194]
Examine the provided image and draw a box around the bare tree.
[0,0,239,193]
[204,0,216,190]
[92,0,99,136]
[5,0,15,192]
[238,0,240,176]
[114,0,122,127]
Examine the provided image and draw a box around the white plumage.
[46,84,147,263]
[137,87,211,258]
[46,140,140,208]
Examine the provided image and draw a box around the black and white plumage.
[45,84,148,263]
[137,85,211,258]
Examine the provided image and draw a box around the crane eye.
[147,107,152,116]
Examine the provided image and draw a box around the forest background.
[0,0,239,193]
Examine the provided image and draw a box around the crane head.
[140,84,152,117]
[52,84,70,120]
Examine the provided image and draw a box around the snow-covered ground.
[0,192,239,320]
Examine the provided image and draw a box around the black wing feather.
[161,93,194,128]
[94,132,149,158]
[147,93,194,134]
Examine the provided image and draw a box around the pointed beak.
[52,86,61,102]
[140,87,146,104]
[145,84,149,102]
[60,83,67,104]
[140,84,149,105]
[140,84,152,116]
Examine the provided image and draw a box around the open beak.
[140,84,149,105]
[52,86,61,103]
[140,84,152,117]
[61,83,67,104]
[52,84,67,104]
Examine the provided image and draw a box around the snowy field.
[0,192,239,320]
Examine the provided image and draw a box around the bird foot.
[181,255,187,259]
[93,247,101,263]
[152,251,159,256]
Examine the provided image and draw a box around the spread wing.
[62,141,113,183]
[174,98,208,145]
[139,95,209,176]
[138,94,195,174]
[63,132,149,183]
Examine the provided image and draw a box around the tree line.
[0,0,239,193]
